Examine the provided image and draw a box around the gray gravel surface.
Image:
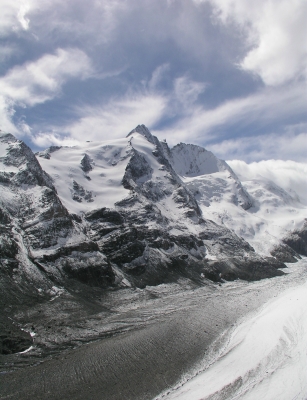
[1,260,306,400]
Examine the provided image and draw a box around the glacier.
[157,259,307,400]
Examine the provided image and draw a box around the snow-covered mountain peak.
[0,132,17,145]
[170,143,224,177]
[127,124,156,145]
[168,142,252,211]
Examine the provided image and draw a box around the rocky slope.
[178,149,307,261]
[271,219,307,262]
[1,125,305,356]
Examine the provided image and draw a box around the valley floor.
[1,259,307,400]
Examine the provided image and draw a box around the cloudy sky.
[1,0,306,162]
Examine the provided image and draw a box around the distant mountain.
[179,152,307,262]
[163,141,253,210]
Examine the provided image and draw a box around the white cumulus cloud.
[206,0,307,85]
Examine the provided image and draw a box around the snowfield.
[37,137,131,214]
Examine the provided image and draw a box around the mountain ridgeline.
[1,125,307,355]
[0,125,306,306]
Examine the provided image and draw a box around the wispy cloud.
[0,48,93,134]
[63,93,168,142]
[30,132,80,148]
[148,63,170,91]
[0,48,93,106]
[0,1,28,36]
[154,83,307,145]
[46,68,208,144]
[173,75,207,108]
[0,0,124,40]
[209,126,307,163]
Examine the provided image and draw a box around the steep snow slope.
[169,143,224,176]
[169,144,307,258]
[167,143,253,210]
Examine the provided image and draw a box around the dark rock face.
[282,221,307,256]
[270,243,301,263]
[270,220,307,261]
[205,257,284,282]
[0,318,33,355]
[36,145,62,160]
[85,208,124,224]
[122,149,153,190]
[62,252,114,286]
[1,133,54,189]
[0,209,18,264]
[80,153,93,173]
[22,188,74,250]
[83,203,286,288]
[0,133,117,313]
[72,180,93,203]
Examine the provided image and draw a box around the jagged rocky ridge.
[0,126,305,354]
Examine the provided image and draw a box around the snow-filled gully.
[159,267,307,400]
